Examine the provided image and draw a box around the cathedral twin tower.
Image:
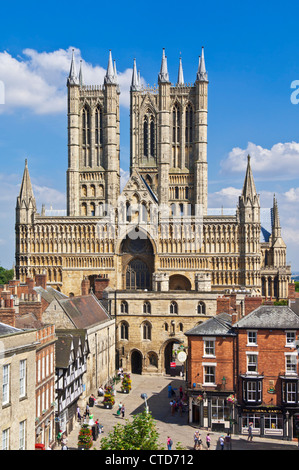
[66,48,208,219]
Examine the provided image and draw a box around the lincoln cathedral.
[15,48,291,374]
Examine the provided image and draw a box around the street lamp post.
[141,393,149,413]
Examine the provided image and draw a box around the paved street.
[57,374,298,451]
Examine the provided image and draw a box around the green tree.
[100,410,163,450]
[0,267,14,285]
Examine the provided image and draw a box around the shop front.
[189,391,237,433]
[239,407,291,439]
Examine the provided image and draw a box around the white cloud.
[284,187,299,202]
[220,141,299,180]
[33,184,66,209]
[0,47,135,114]
[208,186,241,208]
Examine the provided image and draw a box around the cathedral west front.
[15,48,291,374]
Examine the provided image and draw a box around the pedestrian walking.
[167,436,173,450]
[168,384,172,398]
[85,403,90,417]
[121,404,125,418]
[61,433,68,450]
[206,433,211,450]
[247,422,253,441]
[77,406,82,423]
[117,402,122,416]
[219,435,224,450]
[193,430,199,449]
[225,431,232,450]
[170,400,176,415]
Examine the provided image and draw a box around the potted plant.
[227,394,237,404]
[103,385,115,409]
[78,424,93,450]
[121,373,132,393]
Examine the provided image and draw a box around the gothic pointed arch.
[172,101,181,168]
[141,105,156,163]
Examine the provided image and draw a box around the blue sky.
[0,0,299,270]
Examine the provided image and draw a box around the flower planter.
[121,373,132,394]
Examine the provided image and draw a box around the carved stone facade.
[15,49,291,375]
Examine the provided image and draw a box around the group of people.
[57,431,68,450]
[218,432,232,450]
[169,398,185,416]
[169,384,186,417]
[192,430,232,450]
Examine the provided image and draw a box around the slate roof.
[58,294,111,329]
[34,285,68,304]
[185,313,235,337]
[0,321,23,336]
[234,305,299,329]
[290,299,299,316]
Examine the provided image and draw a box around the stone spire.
[113,60,118,83]
[238,154,260,223]
[196,55,201,81]
[104,50,115,85]
[177,56,184,86]
[79,60,84,87]
[16,159,37,223]
[241,155,258,202]
[271,194,282,239]
[197,46,208,82]
[131,58,140,91]
[18,159,36,205]
[68,49,79,85]
[158,48,169,83]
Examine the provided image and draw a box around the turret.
[157,49,171,206]
[194,47,208,216]
[67,50,80,216]
[103,50,120,207]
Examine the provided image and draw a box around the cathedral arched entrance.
[164,340,181,375]
[131,350,143,375]
[169,274,191,291]
[120,229,155,290]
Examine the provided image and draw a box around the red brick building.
[186,302,299,440]
[0,276,57,449]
